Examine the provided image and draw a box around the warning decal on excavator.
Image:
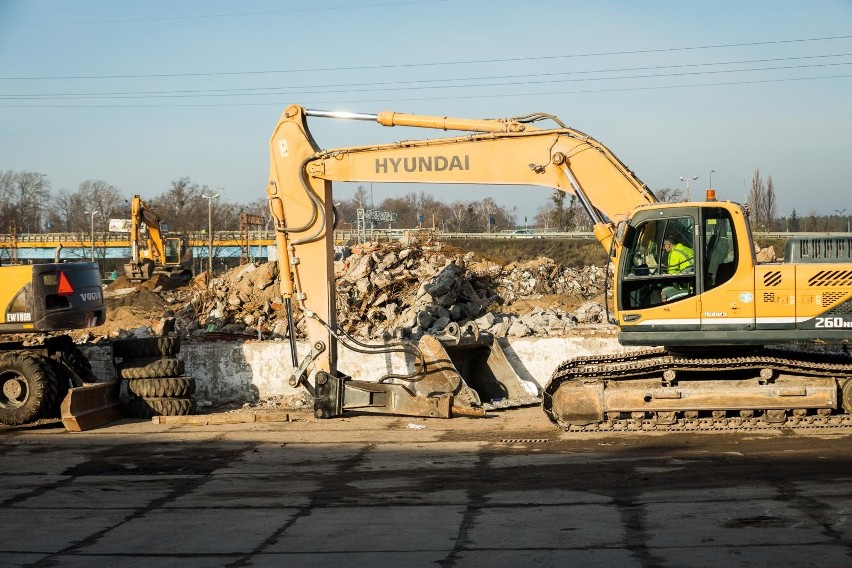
[57,272,74,295]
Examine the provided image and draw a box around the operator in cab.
[661,233,694,302]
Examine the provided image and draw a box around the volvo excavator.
[124,194,193,283]
[0,256,123,431]
[268,104,852,431]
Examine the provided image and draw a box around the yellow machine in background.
[0,260,122,430]
[124,194,193,283]
[267,105,852,430]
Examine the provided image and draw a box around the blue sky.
[1,0,851,225]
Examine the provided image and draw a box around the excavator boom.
[268,105,655,419]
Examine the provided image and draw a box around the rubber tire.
[118,357,184,380]
[127,377,196,398]
[0,352,59,426]
[126,396,196,419]
[113,337,180,359]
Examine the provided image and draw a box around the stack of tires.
[113,337,196,419]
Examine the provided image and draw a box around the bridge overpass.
[0,229,816,264]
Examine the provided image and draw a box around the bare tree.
[746,169,768,230]
[534,199,559,229]
[46,189,86,232]
[147,177,207,232]
[353,185,370,208]
[763,175,778,231]
[446,201,473,232]
[76,179,125,230]
[537,191,590,230]
[654,187,684,203]
[0,170,51,232]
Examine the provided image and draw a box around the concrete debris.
[755,244,777,263]
[95,238,612,344]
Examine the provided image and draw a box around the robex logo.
[80,292,101,302]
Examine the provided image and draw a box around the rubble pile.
[98,238,612,342]
[334,241,611,339]
[174,262,283,339]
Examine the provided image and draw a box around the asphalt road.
[2,407,852,568]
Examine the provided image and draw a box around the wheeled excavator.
[0,256,123,431]
[124,194,193,283]
[268,104,852,430]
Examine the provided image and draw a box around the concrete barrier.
[84,333,628,409]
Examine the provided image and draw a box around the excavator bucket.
[60,380,124,432]
[416,323,540,415]
[312,324,537,419]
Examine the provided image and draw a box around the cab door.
[698,206,756,332]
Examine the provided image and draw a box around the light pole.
[201,193,220,275]
[86,210,100,261]
[679,176,698,201]
[835,209,848,233]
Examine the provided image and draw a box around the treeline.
[0,172,543,236]
[0,172,267,235]
[2,169,846,236]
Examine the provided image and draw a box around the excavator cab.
[617,202,747,345]
[163,237,182,265]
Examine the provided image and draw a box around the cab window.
[621,216,695,309]
[703,208,737,290]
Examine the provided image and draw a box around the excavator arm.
[268,105,656,418]
[128,194,166,266]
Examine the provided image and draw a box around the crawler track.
[542,347,852,432]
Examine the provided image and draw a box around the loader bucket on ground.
[60,380,124,432]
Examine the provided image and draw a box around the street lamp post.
[201,193,220,275]
[679,175,698,201]
[86,210,100,261]
[835,209,848,233]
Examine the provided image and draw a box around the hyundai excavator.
[268,104,852,431]
[0,256,123,431]
[124,194,193,283]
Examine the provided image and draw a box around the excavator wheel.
[126,377,196,398]
[112,337,181,359]
[0,352,59,426]
[118,357,185,380]
[126,396,196,419]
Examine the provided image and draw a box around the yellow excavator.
[267,104,852,430]
[0,256,122,430]
[124,194,193,283]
